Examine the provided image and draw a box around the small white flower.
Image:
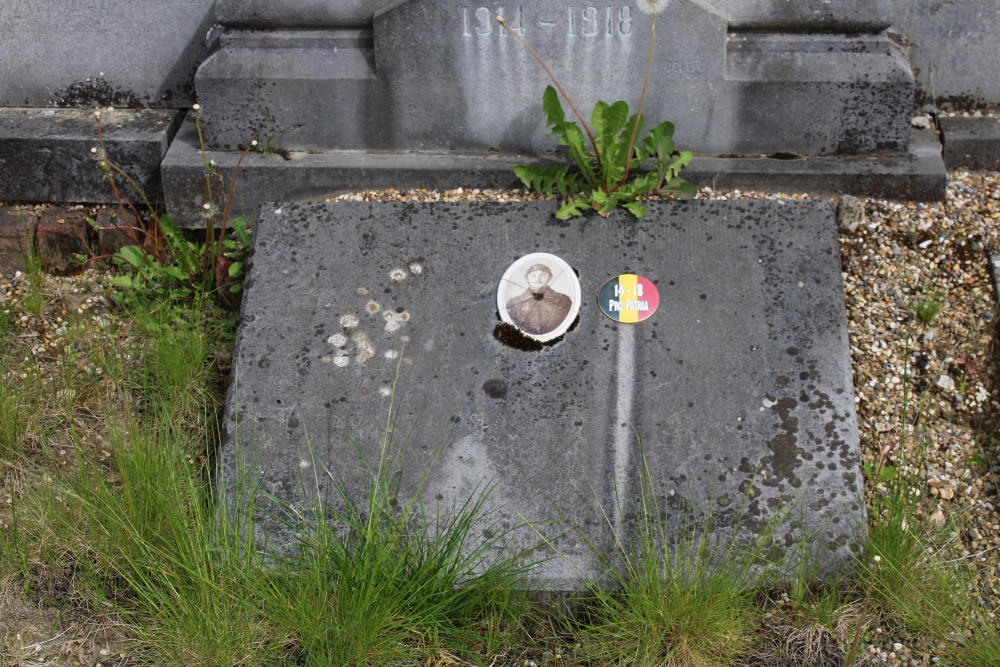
[203,203,211,210]
[192,103,201,111]
[635,0,670,15]
[90,147,98,154]
[874,555,881,564]
[251,139,258,147]
[209,159,216,167]
[94,110,102,120]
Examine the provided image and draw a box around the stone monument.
[195,0,912,156]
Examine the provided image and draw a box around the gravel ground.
[2,170,999,665]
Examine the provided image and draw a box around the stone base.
[0,108,183,203]
[940,117,1000,170]
[162,120,946,226]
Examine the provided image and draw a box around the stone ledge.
[0,107,184,204]
[162,120,946,226]
[940,116,1000,170]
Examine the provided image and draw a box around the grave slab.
[222,200,864,589]
[0,108,183,204]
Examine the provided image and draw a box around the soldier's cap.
[524,263,553,276]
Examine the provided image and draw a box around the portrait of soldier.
[504,262,573,335]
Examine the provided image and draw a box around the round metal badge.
[598,274,660,323]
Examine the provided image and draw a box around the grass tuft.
[571,447,789,667]
[255,364,535,666]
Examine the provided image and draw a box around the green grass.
[567,455,792,667]
[915,292,945,323]
[0,380,27,461]
[0,310,14,337]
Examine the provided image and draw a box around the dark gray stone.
[888,0,1000,106]
[161,121,945,226]
[989,254,1000,298]
[0,108,183,203]
[222,200,864,588]
[195,0,912,157]
[940,117,1000,170]
[0,0,214,107]
[691,127,947,202]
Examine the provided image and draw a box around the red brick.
[0,207,36,275]
[36,208,89,275]
[94,208,143,257]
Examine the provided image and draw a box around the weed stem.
[619,13,658,189]
[496,17,603,178]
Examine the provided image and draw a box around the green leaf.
[163,266,188,280]
[117,245,148,267]
[541,86,566,127]
[591,100,631,188]
[864,461,896,483]
[623,200,647,218]
[592,101,629,153]
[227,261,243,278]
[229,283,244,293]
[513,164,583,198]
[597,192,620,217]
[157,214,181,238]
[109,275,135,289]
[230,216,250,244]
[644,121,677,162]
[668,180,698,200]
[557,121,598,189]
[555,196,587,220]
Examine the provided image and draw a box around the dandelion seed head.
[636,0,669,15]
